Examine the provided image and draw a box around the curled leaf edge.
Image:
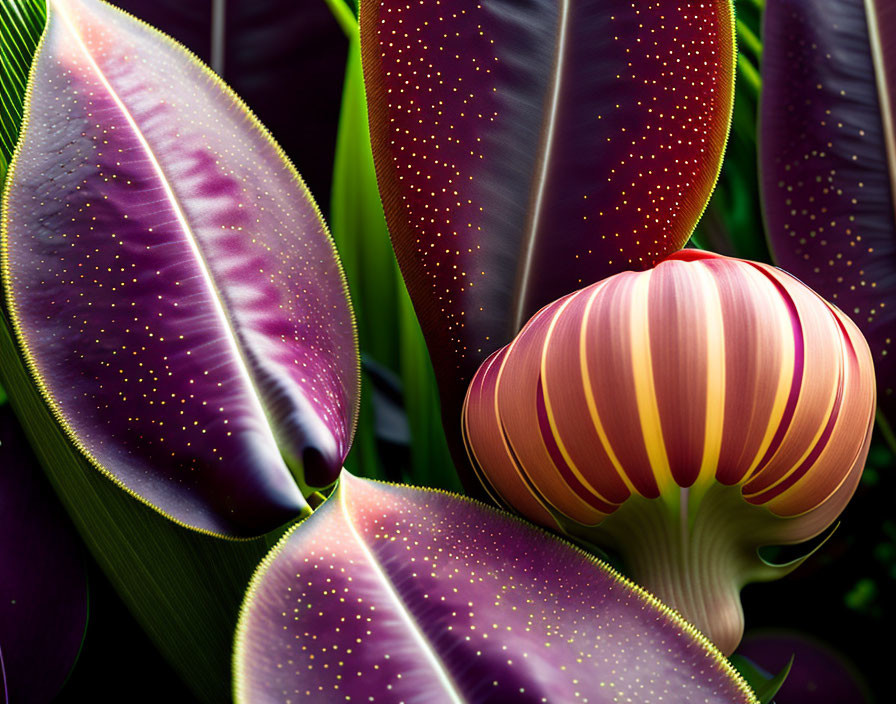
[0,0,361,540]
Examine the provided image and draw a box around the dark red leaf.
[362,0,736,481]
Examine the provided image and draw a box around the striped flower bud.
[462,250,875,654]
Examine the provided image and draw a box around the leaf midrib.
[338,482,465,704]
[51,0,285,461]
[511,0,571,334]
[865,0,896,224]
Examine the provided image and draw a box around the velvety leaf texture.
[0,405,87,704]
[108,0,347,210]
[2,0,358,537]
[760,0,896,422]
[234,473,757,703]
[361,0,736,437]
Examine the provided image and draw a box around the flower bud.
[462,250,875,654]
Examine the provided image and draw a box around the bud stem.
[569,484,777,655]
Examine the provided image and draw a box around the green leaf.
[397,276,460,491]
[323,0,357,33]
[0,0,45,183]
[729,654,793,704]
[736,17,763,62]
[331,35,400,377]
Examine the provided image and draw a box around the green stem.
[875,408,896,456]
[736,18,763,61]
[322,0,358,38]
[570,485,790,656]
[737,53,762,95]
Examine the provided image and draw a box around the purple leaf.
[234,472,757,703]
[108,0,347,210]
[361,0,736,464]
[760,0,896,423]
[0,405,87,703]
[2,0,359,537]
[736,631,873,704]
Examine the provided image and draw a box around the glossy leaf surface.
[0,404,87,703]
[760,0,896,423]
[2,0,358,537]
[0,308,273,702]
[234,473,757,703]
[109,0,347,209]
[362,0,736,437]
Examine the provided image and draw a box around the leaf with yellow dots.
[1,0,359,537]
[1,304,275,701]
[107,0,348,208]
[760,0,896,430]
[361,0,736,484]
[234,472,758,704]
[327,2,459,491]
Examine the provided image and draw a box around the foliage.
[327,2,458,491]
[0,401,87,703]
[0,0,892,699]
[729,654,792,704]
[4,0,357,536]
[234,473,755,703]
[761,0,896,439]
[362,0,736,491]
[0,0,44,180]
[693,0,770,262]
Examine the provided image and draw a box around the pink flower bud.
[462,250,875,654]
